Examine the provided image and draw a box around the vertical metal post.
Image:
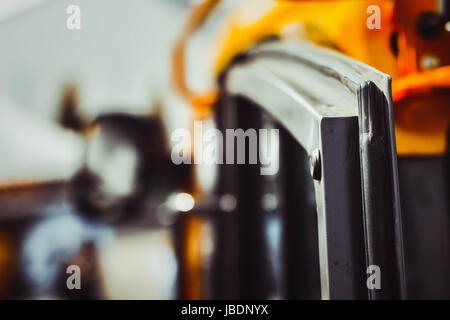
[213,92,276,299]
[279,128,321,299]
[358,81,407,299]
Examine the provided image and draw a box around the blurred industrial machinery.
[0,0,448,300]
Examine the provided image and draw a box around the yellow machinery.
[173,0,450,156]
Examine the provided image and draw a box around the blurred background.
[0,0,237,299]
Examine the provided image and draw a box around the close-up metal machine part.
[218,40,405,300]
[0,0,448,302]
[171,0,449,300]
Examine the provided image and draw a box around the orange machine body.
[173,0,450,156]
